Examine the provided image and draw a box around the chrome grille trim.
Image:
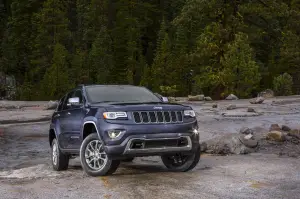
[132,111,184,124]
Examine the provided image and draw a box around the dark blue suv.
[49,85,200,176]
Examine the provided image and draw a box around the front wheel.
[161,146,200,172]
[80,133,120,176]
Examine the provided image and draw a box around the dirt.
[0,96,300,198]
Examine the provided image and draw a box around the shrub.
[159,85,178,97]
[273,73,293,96]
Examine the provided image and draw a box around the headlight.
[184,110,196,117]
[103,112,127,119]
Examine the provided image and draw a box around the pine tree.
[31,0,70,83]
[151,20,172,91]
[41,43,72,100]
[220,32,261,98]
[88,26,114,84]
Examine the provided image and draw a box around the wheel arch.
[82,121,100,141]
[49,128,56,147]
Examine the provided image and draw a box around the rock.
[287,129,300,139]
[225,94,239,100]
[226,104,237,110]
[266,131,286,142]
[244,134,253,140]
[204,96,212,101]
[200,142,207,152]
[212,104,218,108]
[240,127,254,135]
[249,97,265,104]
[188,95,204,101]
[205,134,256,155]
[269,124,281,131]
[259,89,274,98]
[239,135,258,148]
[281,125,291,132]
[45,100,58,110]
[247,108,256,112]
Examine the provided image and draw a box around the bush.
[273,73,293,96]
[159,85,178,97]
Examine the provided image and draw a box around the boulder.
[239,134,258,148]
[287,129,300,139]
[205,134,257,155]
[45,100,58,110]
[204,96,212,101]
[266,131,286,142]
[239,127,254,135]
[281,125,291,132]
[247,108,256,112]
[259,89,274,98]
[188,95,204,101]
[269,124,281,131]
[212,104,218,108]
[225,94,239,100]
[250,97,265,104]
[226,104,237,110]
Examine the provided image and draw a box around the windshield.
[85,85,162,103]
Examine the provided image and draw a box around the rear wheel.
[80,133,120,176]
[51,138,69,171]
[161,146,200,172]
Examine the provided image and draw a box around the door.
[53,95,67,147]
[59,89,85,150]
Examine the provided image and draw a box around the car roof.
[82,84,142,88]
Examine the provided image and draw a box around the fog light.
[107,130,124,139]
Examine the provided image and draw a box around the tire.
[51,138,69,171]
[80,133,120,177]
[161,145,200,172]
[122,158,135,162]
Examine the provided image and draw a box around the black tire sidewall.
[161,146,201,172]
[51,138,69,171]
[80,133,114,176]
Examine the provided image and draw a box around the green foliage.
[159,85,178,97]
[40,43,73,100]
[220,33,261,98]
[273,73,293,96]
[1,0,300,100]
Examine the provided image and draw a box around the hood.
[90,102,191,111]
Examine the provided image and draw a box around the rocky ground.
[0,96,300,198]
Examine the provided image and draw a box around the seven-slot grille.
[132,111,183,124]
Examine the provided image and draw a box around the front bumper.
[97,119,200,159]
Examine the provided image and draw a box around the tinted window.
[62,91,75,110]
[85,86,161,103]
[72,89,83,103]
[57,96,66,111]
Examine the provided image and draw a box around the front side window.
[62,91,75,110]
[57,95,66,111]
[85,86,161,104]
[72,89,84,104]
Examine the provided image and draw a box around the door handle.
[67,112,71,115]
[54,114,60,118]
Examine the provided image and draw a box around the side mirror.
[162,97,169,103]
[154,93,169,103]
[67,97,80,107]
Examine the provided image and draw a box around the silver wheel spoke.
[85,139,108,171]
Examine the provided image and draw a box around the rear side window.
[57,96,66,111]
